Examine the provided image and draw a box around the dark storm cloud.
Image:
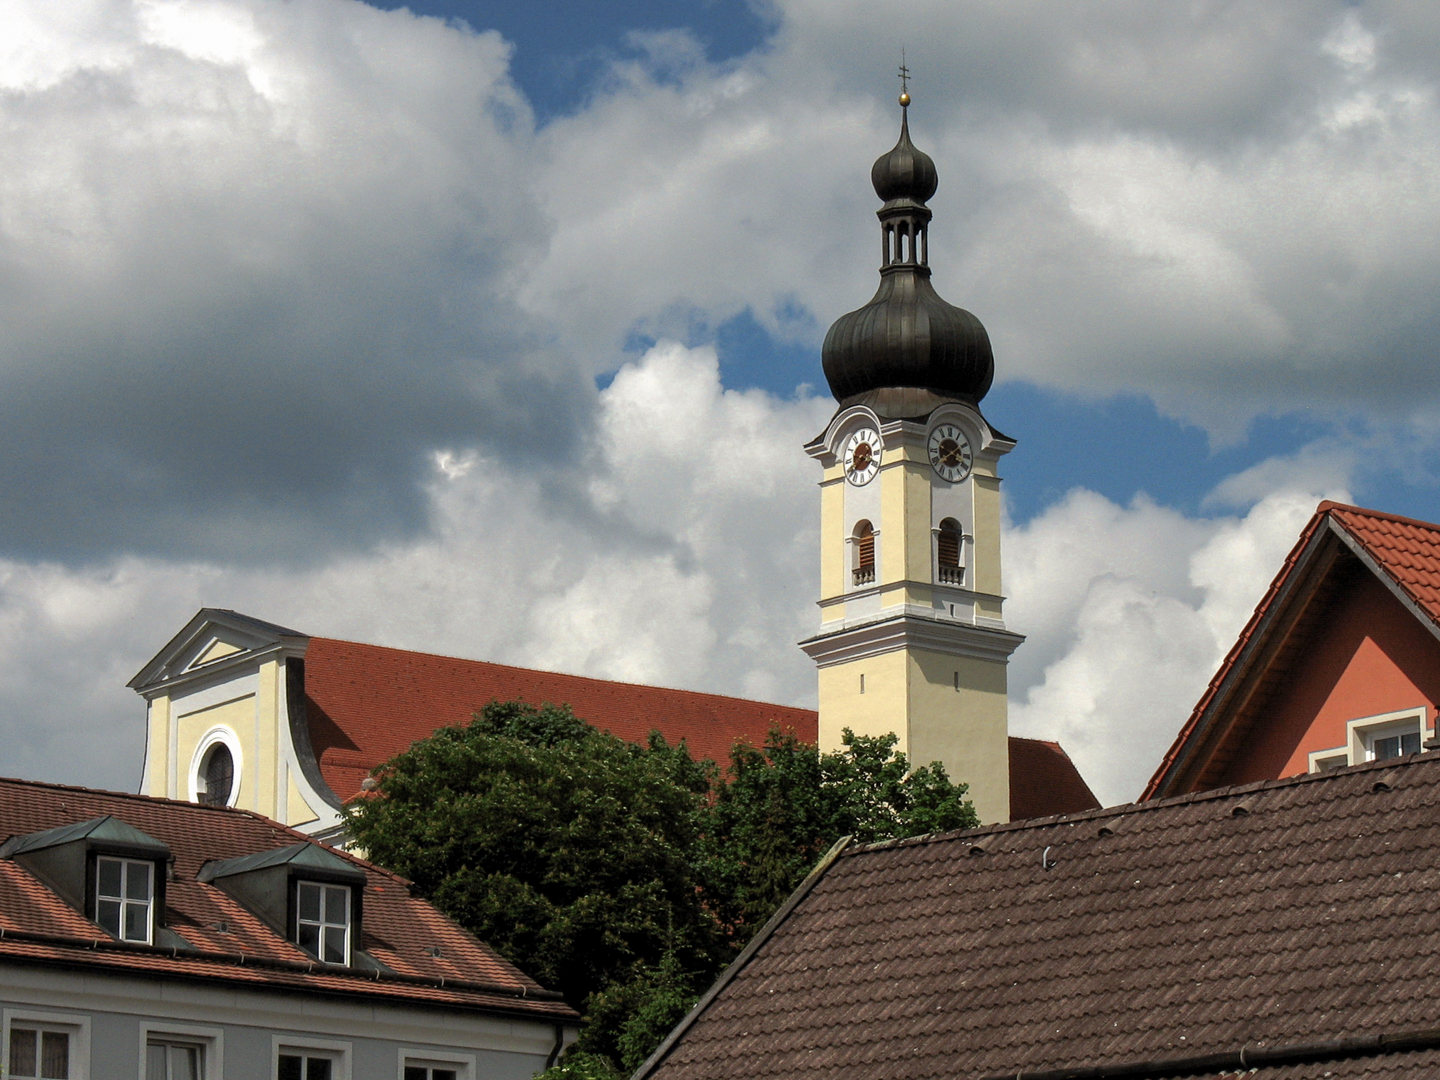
[0,0,596,564]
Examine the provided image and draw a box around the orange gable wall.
[1212,572,1440,787]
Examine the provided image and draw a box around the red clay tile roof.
[1143,502,1440,801]
[302,639,818,802]
[0,776,576,1021]
[1007,737,1099,819]
[638,751,1440,1080]
[302,640,1096,819]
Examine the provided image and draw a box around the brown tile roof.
[0,776,576,1021]
[1008,737,1099,819]
[1144,502,1440,800]
[638,751,1440,1080]
[302,638,818,802]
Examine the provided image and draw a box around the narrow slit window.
[96,856,153,943]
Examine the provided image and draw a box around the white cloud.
[1006,484,1349,806]
[0,344,830,789]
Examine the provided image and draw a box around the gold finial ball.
[898,91,911,107]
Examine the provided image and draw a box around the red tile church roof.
[300,639,1098,820]
[302,638,818,803]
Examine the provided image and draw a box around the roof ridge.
[1321,500,1440,533]
[843,751,1440,854]
[309,637,816,714]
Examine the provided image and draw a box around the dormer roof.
[1145,501,1440,800]
[0,776,576,1021]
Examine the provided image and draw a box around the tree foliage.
[344,702,977,1077]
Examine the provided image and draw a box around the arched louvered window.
[199,744,234,807]
[937,519,963,585]
[853,520,875,585]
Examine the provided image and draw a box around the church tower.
[799,90,1023,824]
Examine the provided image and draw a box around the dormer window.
[0,816,171,948]
[199,840,367,969]
[296,881,351,964]
[96,856,153,944]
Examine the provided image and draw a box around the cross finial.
[898,50,911,107]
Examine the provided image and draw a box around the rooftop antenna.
[898,49,911,107]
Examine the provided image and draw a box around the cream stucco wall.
[817,651,911,759]
[176,694,255,803]
[144,695,171,799]
[906,649,1009,824]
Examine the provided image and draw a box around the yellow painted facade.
[803,404,1021,823]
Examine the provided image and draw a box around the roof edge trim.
[975,1024,1440,1080]
[1141,514,1338,799]
[1327,517,1440,644]
[628,835,853,1080]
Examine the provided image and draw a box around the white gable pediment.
[129,608,308,693]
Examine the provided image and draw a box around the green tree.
[343,701,722,1030]
[346,704,976,1078]
[700,726,977,947]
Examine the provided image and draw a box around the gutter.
[629,835,853,1080]
[975,1027,1440,1080]
[0,925,571,1011]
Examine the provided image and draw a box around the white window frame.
[95,856,155,945]
[138,1022,222,1080]
[3,1008,91,1080]
[397,1049,475,1080]
[1307,707,1431,772]
[273,1035,352,1080]
[294,880,352,965]
[187,725,244,807]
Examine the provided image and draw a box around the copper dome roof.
[822,104,993,418]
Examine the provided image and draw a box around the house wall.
[1212,573,1440,786]
[1,961,568,1080]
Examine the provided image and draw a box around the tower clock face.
[928,424,973,483]
[843,427,881,486]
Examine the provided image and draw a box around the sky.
[3,1,1440,806]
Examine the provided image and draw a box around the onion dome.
[822,96,994,418]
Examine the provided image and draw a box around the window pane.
[298,922,320,956]
[435,1070,458,1080]
[97,898,123,937]
[323,925,346,964]
[298,882,321,921]
[40,1031,68,1079]
[147,1044,167,1080]
[404,1069,427,1080]
[125,900,150,942]
[278,1055,303,1080]
[125,861,151,901]
[306,1058,332,1080]
[324,886,348,924]
[1402,731,1422,755]
[1375,735,1401,760]
[10,1028,37,1078]
[172,1045,200,1080]
[98,857,122,897]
